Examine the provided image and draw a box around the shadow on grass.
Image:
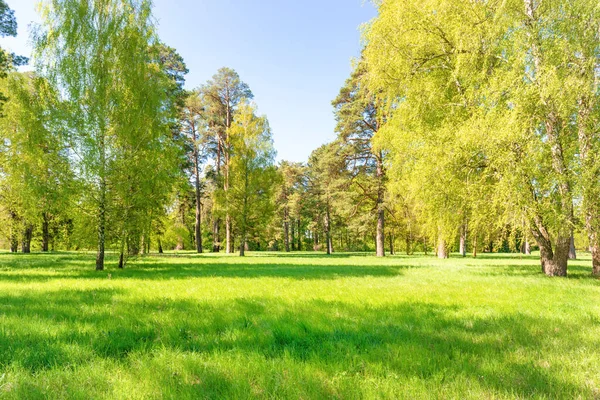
[0,253,412,282]
[0,288,594,398]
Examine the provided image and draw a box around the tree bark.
[42,213,50,252]
[459,224,467,257]
[284,206,290,252]
[9,210,19,253]
[226,214,232,254]
[376,206,385,257]
[290,218,295,251]
[530,216,569,277]
[325,204,333,255]
[389,232,395,255]
[22,224,33,253]
[239,163,249,257]
[194,159,203,255]
[437,236,448,259]
[568,234,576,260]
[297,219,302,250]
[158,237,163,254]
[577,96,600,275]
[375,154,385,257]
[96,141,107,271]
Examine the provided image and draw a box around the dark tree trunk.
[22,224,33,253]
[158,237,163,254]
[531,221,569,277]
[194,185,203,254]
[118,252,124,269]
[42,213,50,252]
[325,205,333,255]
[297,219,302,251]
[212,219,220,252]
[290,219,296,251]
[9,210,19,253]
[284,208,290,252]
[389,233,395,255]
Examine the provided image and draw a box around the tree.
[227,103,276,256]
[199,68,253,253]
[181,92,207,254]
[276,161,305,252]
[0,72,72,253]
[35,0,179,270]
[307,142,347,255]
[333,60,387,256]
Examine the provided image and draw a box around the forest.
[3,0,600,279]
[1,0,600,398]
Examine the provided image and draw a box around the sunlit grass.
[0,251,598,399]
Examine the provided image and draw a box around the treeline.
[1,0,600,277]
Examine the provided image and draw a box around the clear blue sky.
[1,0,376,163]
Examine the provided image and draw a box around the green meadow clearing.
[0,252,599,399]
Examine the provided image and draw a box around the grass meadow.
[0,251,599,399]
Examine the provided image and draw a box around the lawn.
[0,251,598,399]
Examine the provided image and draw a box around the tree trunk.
[297,219,302,251]
[437,236,448,259]
[376,206,385,257]
[375,154,385,257]
[239,160,249,257]
[284,208,290,252]
[577,96,600,275]
[212,219,220,252]
[472,235,478,258]
[22,224,33,253]
[522,236,531,255]
[118,238,125,269]
[459,224,467,257]
[42,213,50,252]
[9,210,19,253]
[568,234,576,260]
[290,219,296,251]
[531,221,569,277]
[226,215,232,254]
[325,205,332,255]
[194,179,203,254]
[525,2,573,277]
[389,233,395,255]
[158,237,163,254]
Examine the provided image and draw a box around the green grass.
[0,251,599,399]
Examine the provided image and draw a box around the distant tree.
[276,161,305,252]
[227,103,276,256]
[199,68,253,253]
[307,142,347,255]
[333,60,387,257]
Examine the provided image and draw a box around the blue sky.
[1,0,376,162]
